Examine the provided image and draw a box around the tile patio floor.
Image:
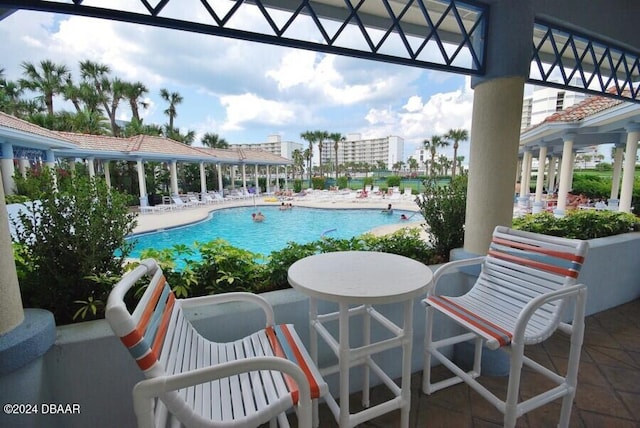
[307,298,640,427]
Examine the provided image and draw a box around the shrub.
[386,175,401,188]
[311,176,326,190]
[293,179,303,193]
[125,229,437,302]
[11,169,138,324]
[336,176,348,189]
[415,175,467,261]
[512,210,638,239]
[571,174,610,199]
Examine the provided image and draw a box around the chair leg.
[422,305,435,394]
[504,341,525,428]
[559,289,588,427]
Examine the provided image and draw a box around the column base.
[0,309,55,376]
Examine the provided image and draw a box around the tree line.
[0,59,228,148]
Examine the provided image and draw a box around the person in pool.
[252,212,265,222]
[400,213,408,220]
[382,203,393,214]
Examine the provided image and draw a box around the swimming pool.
[129,206,422,258]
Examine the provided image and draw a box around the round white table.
[288,251,433,428]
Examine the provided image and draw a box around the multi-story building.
[234,135,303,159]
[320,133,404,170]
[521,83,588,130]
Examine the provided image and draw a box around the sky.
[0,4,479,162]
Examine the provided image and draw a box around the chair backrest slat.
[479,226,588,337]
[489,237,584,279]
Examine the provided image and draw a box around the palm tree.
[165,126,195,145]
[0,77,24,116]
[302,147,312,184]
[423,135,449,177]
[439,155,452,176]
[292,149,304,180]
[329,132,344,180]
[201,132,229,148]
[445,128,468,179]
[300,131,316,185]
[71,108,110,135]
[122,81,149,122]
[408,158,419,175]
[313,130,329,177]
[456,156,465,175]
[121,118,162,137]
[19,59,70,116]
[79,60,125,136]
[160,88,183,133]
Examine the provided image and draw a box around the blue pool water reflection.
[129,206,422,258]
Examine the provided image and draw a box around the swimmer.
[400,214,408,220]
[381,203,393,215]
[252,211,265,222]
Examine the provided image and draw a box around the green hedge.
[512,210,638,239]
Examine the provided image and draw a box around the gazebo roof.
[519,91,640,156]
[0,113,291,165]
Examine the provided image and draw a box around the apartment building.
[320,133,404,170]
[234,135,303,159]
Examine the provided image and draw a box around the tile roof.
[540,95,624,124]
[0,112,77,146]
[525,88,630,132]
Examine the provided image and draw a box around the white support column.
[1,142,16,195]
[610,142,625,200]
[230,166,236,190]
[284,165,289,189]
[515,157,522,185]
[619,126,640,213]
[103,160,112,188]
[532,145,548,214]
[170,160,179,195]
[136,158,148,207]
[266,165,271,194]
[0,174,24,334]
[518,149,532,207]
[547,155,557,193]
[18,157,29,177]
[254,164,259,194]
[45,149,57,190]
[217,163,224,194]
[242,164,247,192]
[534,145,548,202]
[199,162,207,196]
[464,76,525,253]
[87,157,95,178]
[555,135,576,215]
[44,149,55,171]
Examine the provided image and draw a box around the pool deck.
[132,193,425,237]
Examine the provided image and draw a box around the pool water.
[129,206,422,258]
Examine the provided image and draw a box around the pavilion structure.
[0,112,293,204]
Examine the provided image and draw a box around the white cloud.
[2,8,473,157]
[265,50,421,107]
[219,93,297,131]
[358,77,474,158]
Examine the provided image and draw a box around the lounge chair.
[202,193,220,205]
[187,195,206,206]
[422,226,589,428]
[139,204,171,214]
[171,195,194,209]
